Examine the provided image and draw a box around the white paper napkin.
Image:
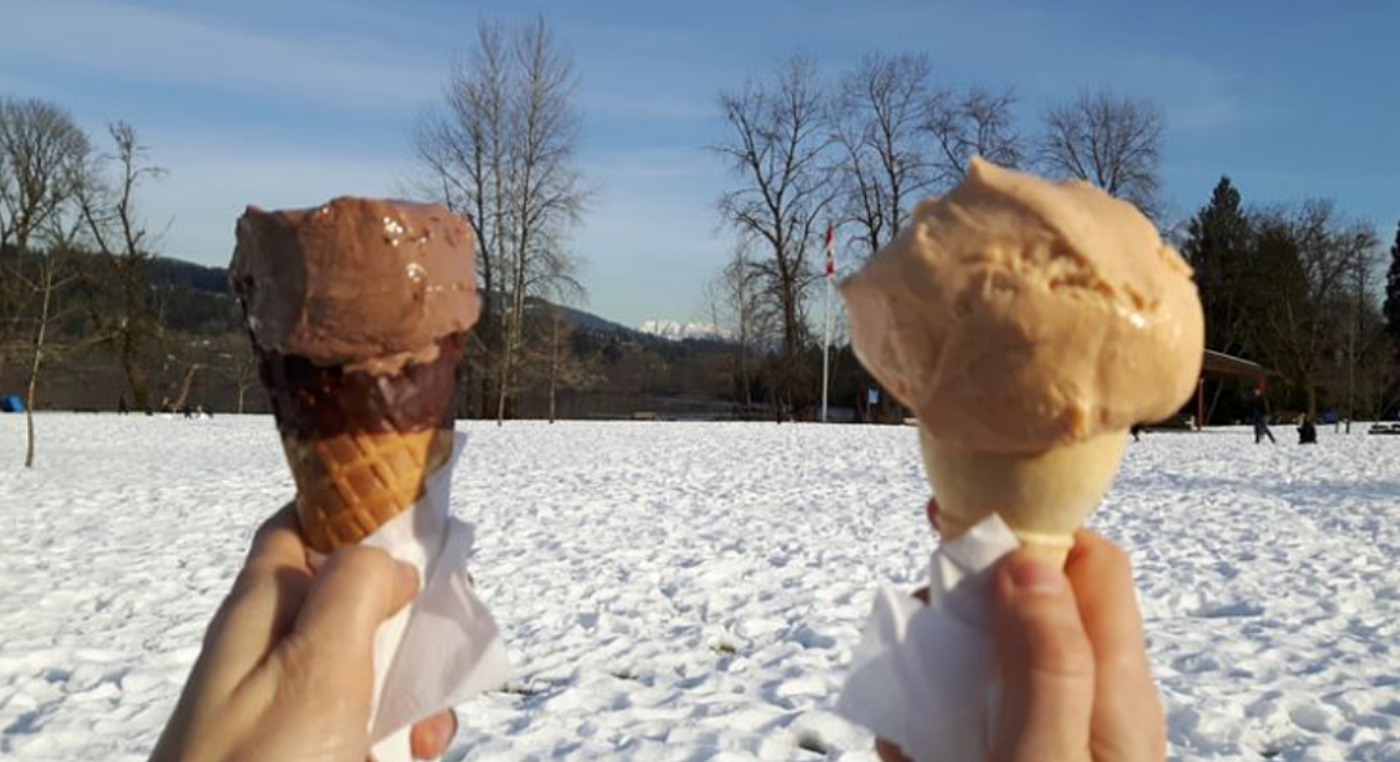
[353,432,512,762]
[836,514,1020,762]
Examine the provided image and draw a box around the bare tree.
[77,121,165,412]
[830,53,938,261]
[714,55,835,415]
[9,213,87,467]
[0,98,89,254]
[536,305,603,423]
[1344,285,1400,423]
[416,20,512,418]
[926,86,1025,186]
[1355,309,1400,422]
[213,335,259,414]
[1038,90,1164,217]
[1344,226,1380,431]
[530,251,586,423]
[707,243,777,414]
[415,15,587,424]
[0,98,90,387]
[1253,202,1377,417]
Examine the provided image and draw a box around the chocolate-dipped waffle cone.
[258,332,465,553]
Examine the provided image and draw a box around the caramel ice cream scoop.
[841,159,1204,560]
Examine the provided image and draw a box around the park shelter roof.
[1202,349,1271,380]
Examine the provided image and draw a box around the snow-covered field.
[1,414,1398,761]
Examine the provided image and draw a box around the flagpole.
[821,274,832,423]
[821,221,834,424]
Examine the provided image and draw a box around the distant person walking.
[1249,386,1275,444]
[118,395,129,415]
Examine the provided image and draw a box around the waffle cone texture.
[285,427,453,553]
[254,332,466,553]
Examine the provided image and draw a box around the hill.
[2,252,814,420]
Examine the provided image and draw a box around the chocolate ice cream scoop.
[231,197,481,374]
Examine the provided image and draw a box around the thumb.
[991,551,1095,762]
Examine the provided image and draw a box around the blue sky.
[2,0,1397,326]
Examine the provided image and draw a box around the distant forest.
[0,243,885,422]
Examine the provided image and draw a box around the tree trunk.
[494,310,512,426]
[120,327,149,411]
[24,351,39,468]
[236,383,248,415]
[548,312,559,424]
[169,363,202,412]
[23,274,52,469]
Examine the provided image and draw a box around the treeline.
[408,19,907,423]
[1184,179,1400,423]
[706,52,1167,420]
[0,84,739,471]
[703,52,1400,425]
[0,96,197,465]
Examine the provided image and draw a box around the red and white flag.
[824,221,835,278]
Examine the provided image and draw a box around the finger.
[410,710,458,760]
[245,502,310,571]
[875,736,915,762]
[287,545,420,667]
[196,504,314,695]
[1065,531,1165,761]
[234,504,316,640]
[991,551,1094,762]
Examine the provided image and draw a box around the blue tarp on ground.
[0,394,23,413]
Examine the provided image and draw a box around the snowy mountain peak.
[638,320,727,341]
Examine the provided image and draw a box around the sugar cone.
[918,427,1127,566]
[283,427,453,553]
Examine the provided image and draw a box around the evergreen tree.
[1183,176,1254,355]
[1385,221,1400,349]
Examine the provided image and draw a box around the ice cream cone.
[255,331,466,553]
[232,198,481,553]
[838,160,1204,568]
[283,427,454,553]
[919,426,1127,566]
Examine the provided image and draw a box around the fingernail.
[1008,555,1066,594]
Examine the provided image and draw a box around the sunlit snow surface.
[2,414,1398,761]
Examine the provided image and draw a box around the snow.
[2,414,1398,761]
[637,320,727,341]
